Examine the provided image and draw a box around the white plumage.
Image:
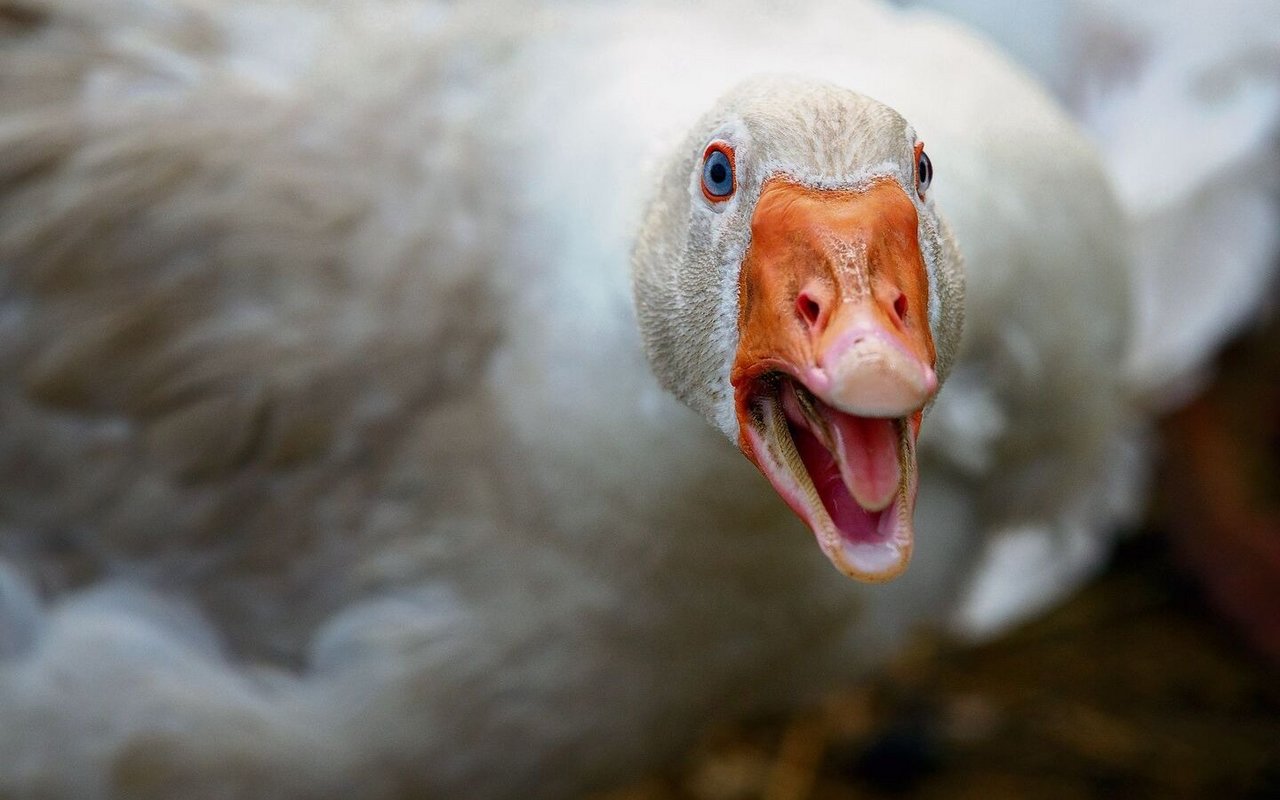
[910,0,1280,402]
[905,0,1280,633]
[0,1,1273,798]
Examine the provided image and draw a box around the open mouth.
[741,374,917,581]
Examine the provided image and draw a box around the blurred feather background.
[0,1,1278,798]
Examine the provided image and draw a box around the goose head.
[633,76,964,582]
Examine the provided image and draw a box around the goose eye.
[701,143,736,201]
[916,147,932,198]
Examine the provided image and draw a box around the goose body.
[0,1,1137,797]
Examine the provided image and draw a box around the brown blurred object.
[1159,301,1280,665]
[594,540,1280,800]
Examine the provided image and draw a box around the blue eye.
[701,144,736,201]
[916,148,932,197]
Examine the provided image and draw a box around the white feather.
[0,0,1252,796]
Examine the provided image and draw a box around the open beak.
[731,177,937,582]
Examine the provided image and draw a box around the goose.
[909,0,1280,404]
[900,0,1280,634]
[0,0,1218,797]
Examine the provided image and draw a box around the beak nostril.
[796,292,823,331]
[893,293,908,323]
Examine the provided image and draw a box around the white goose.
[0,0,1176,797]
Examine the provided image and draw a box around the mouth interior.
[747,375,915,580]
[786,401,896,546]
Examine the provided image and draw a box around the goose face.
[732,176,936,582]
[633,77,963,582]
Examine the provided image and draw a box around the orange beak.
[731,177,937,581]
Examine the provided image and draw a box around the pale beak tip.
[923,365,938,395]
[820,340,937,418]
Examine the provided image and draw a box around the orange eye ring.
[700,141,737,202]
[914,141,932,199]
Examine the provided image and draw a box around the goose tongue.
[781,380,901,513]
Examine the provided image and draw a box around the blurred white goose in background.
[0,1,1275,798]
[909,0,1280,400]
[901,0,1280,635]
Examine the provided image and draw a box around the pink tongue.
[780,381,903,520]
[788,417,887,545]
[821,407,901,513]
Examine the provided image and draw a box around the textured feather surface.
[0,1,1155,797]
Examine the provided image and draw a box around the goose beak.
[731,177,937,582]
